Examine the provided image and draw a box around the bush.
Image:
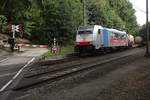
[0,15,7,33]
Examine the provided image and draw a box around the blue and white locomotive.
[75,25,133,54]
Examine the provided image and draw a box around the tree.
[87,0,138,34]
[24,0,83,44]
[139,22,150,42]
[0,0,138,45]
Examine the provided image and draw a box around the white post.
[52,38,57,53]
[12,29,15,39]
[12,25,15,39]
[54,38,56,48]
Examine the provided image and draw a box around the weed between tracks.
[42,46,74,59]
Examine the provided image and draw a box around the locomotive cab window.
[78,30,93,34]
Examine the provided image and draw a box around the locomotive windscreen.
[78,25,94,34]
[78,30,93,34]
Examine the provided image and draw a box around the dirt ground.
[97,56,150,100]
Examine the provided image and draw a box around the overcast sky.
[129,0,150,26]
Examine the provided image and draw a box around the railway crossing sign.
[8,24,22,52]
[11,24,23,38]
[11,25,20,32]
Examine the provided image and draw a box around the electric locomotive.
[75,25,130,54]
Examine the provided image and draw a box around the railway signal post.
[51,38,61,54]
[9,25,21,52]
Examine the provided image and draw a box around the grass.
[42,45,74,59]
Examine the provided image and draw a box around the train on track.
[75,25,135,55]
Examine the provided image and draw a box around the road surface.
[0,47,48,100]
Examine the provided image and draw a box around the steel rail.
[13,53,134,91]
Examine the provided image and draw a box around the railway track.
[24,48,138,78]
[24,53,128,78]
[12,48,142,91]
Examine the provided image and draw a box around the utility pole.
[145,0,150,57]
[83,0,86,26]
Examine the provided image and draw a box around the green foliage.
[22,0,83,45]
[0,0,138,45]
[0,15,7,33]
[0,0,31,18]
[139,22,150,41]
[87,0,138,34]
[43,45,74,58]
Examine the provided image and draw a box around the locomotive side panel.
[103,29,109,47]
[108,30,128,47]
